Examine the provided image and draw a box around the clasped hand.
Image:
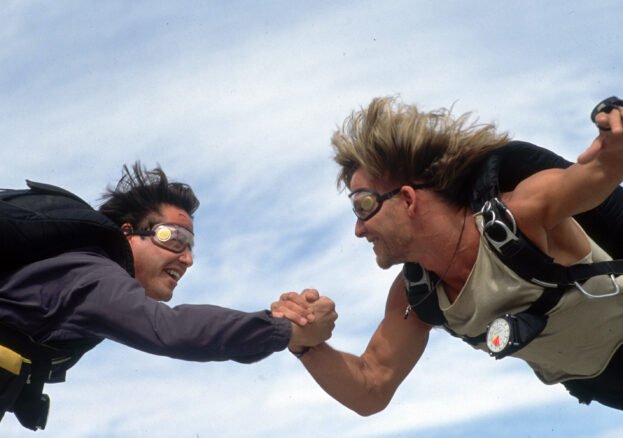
[271,289,337,351]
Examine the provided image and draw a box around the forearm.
[564,159,623,215]
[513,163,623,230]
[115,304,292,362]
[85,290,291,362]
[297,343,394,416]
[283,278,428,415]
[559,106,623,219]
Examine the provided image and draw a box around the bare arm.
[282,275,431,416]
[508,103,623,232]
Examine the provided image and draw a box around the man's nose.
[178,246,194,267]
[355,219,366,238]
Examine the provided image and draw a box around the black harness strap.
[0,324,67,431]
[403,263,445,325]
[403,141,623,353]
[478,196,623,288]
[0,324,69,363]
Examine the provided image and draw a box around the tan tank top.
[437,216,623,384]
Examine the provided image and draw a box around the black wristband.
[288,346,310,358]
[591,96,623,131]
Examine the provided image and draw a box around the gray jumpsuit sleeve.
[0,249,291,364]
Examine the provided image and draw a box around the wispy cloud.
[2,1,623,437]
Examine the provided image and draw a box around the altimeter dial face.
[486,317,511,354]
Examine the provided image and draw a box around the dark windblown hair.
[98,162,200,228]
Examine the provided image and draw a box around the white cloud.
[2,1,623,437]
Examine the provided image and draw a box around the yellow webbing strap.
[0,344,31,375]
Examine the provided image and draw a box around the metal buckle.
[403,265,433,291]
[403,264,436,319]
[479,198,519,253]
[574,275,621,299]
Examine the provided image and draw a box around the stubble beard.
[374,244,398,270]
[374,233,410,270]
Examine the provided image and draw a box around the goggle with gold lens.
[125,223,194,253]
[348,183,433,221]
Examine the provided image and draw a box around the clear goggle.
[126,223,194,253]
[349,188,401,221]
[349,183,433,222]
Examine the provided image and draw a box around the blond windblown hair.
[332,96,511,206]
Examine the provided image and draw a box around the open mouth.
[165,269,181,281]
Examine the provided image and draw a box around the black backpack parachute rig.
[0,180,134,430]
[403,137,623,358]
[0,180,133,274]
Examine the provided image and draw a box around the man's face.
[126,204,194,301]
[349,169,412,269]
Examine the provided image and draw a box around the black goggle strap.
[350,183,434,219]
[123,229,153,237]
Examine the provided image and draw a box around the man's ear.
[121,223,133,242]
[400,186,418,212]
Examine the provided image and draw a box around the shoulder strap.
[470,141,573,211]
[402,263,446,325]
[472,142,623,290]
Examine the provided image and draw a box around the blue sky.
[2,1,623,437]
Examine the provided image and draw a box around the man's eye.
[156,228,172,241]
[360,195,375,211]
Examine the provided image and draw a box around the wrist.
[288,346,310,358]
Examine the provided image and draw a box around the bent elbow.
[352,395,391,417]
[356,406,385,417]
